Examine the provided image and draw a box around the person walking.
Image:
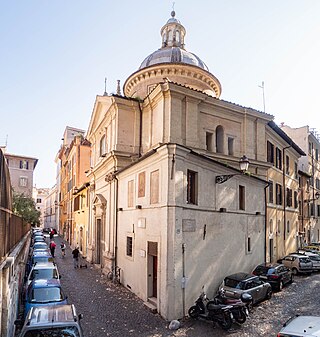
[60,242,66,258]
[49,240,56,258]
[72,246,80,269]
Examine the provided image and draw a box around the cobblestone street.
[54,237,320,337]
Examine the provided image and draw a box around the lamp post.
[215,155,250,184]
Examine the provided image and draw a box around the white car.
[278,315,320,336]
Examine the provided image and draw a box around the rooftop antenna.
[116,80,121,96]
[258,81,266,113]
[103,77,108,96]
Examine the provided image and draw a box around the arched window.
[175,31,180,42]
[216,125,224,153]
[99,135,106,157]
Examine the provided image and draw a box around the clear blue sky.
[1,0,320,188]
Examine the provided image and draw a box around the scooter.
[213,289,252,324]
[188,291,234,330]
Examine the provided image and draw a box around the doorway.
[96,218,101,264]
[147,242,158,299]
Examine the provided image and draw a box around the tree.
[13,192,40,226]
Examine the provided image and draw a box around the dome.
[139,47,209,71]
[139,10,209,72]
[123,11,221,99]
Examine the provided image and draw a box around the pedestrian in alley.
[72,246,80,269]
[60,241,66,258]
[49,240,56,258]
[49,230,54,240]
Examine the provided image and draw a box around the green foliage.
[13,192,40,225]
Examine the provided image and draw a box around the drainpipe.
[264,181,271,262]
[114,175,119,270]
[182,243,186,317]
[283,145,291,244]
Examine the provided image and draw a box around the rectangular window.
[99,135,106,157]
[239,185,245,210]
[294,191,298,208]
[138,172,146,198]
[316,178,320,190]
[36,198,42,203]
[267,141,274,164]
[247,237,251,253]
[187,170,198,205]
[276,148,282,170]
[317,205,320,217]
[268,181,274,203]
[20,160,28,170]
[150,170,159,204]
[128,180,134,208]
[74,195,80,211]
[19,176,28,187]
[316,148,319,161]
[285,155,290,175]
[295,162,298,179]
[206,132,213,152]
[228,137,234,155]
[310,204,315,217]
[309,142,312,155]
[276,183,282,205]
[126,236,133,257]
[286,188,292,207]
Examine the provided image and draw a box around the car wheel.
[266,288,272,300]
[277,280,283,292]
[292,268,298,276]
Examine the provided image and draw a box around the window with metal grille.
[267,141,274,164]
[239,185,245,210]
[187,170,198,205]
[126,237,133,257]
[276,148,282,170]
[276,183,282,205]
[268,181,274,203]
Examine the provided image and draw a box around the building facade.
[280,125,320,244]
[84,11,280,319]
[3,150,38,197]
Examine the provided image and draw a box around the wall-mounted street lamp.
[215,155,250,184]
[304,191,320,203]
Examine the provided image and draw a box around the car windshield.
[300,257,311,263]
[24,327,80,337]
[32,257,53,264]
[30,269,58,280]
[224,278,244,289]
[29,287,64,303]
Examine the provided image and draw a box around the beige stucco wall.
[117,144,266,319]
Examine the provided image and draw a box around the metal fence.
[0,149,30,259]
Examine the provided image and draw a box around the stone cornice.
[123,63,221,98]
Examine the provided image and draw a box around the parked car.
[219,272,272,307]
[252,263,293,291]
[304,245,320,252]
[24,279,68,318]
[278,315,320,336]
[26,262,60,287]
[30,242,49,255]
[278,254,313,275]
[304,253,320,271]
[26,251,54,276]
[15,304,84,337]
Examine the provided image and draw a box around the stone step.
[144,297,157,313]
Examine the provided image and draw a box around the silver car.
[278,315,320,336]
[279,254,313,275]
[219,272,272,307]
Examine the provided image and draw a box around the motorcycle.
[213,289,252,324]
[188,291,234,330]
